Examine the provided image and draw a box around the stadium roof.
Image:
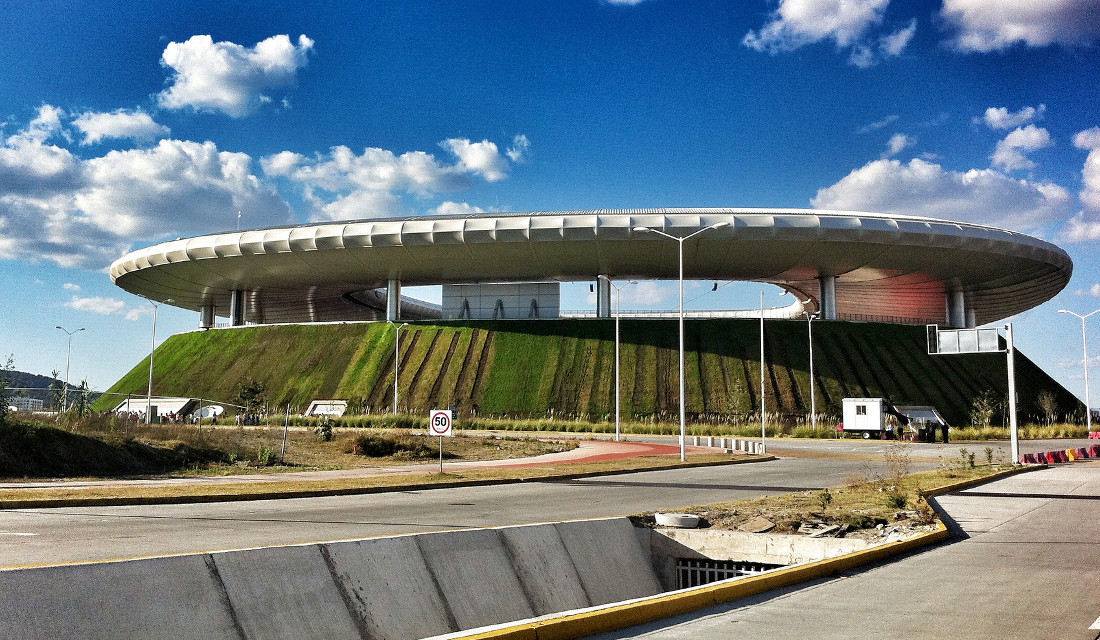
[110,208,1072,327]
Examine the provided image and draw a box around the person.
[940,421,949,443]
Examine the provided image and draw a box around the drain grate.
[676,558,785,589]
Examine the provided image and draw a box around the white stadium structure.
[109,208,1072,329]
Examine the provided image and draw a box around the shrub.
[354,432,450,459]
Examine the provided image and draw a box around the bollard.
[707,436,714,448]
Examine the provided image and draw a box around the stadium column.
[229,290,244,326]
[818,274,837,320]
[387,278,402,322]
[199,300,214,329]
[947,287,967,328]
[596,275,611,318]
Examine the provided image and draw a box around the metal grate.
[676,558,785,589]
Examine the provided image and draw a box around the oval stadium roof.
[110,208,1072,326]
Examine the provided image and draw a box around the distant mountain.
[5,370,96,409]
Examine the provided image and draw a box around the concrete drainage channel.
[0,515,948,640]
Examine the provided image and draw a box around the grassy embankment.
[93,319,1082,430]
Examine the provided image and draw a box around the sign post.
[429,409,453,473]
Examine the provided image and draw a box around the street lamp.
[145,298,173,424]
[54,326,84,411]
[803,310,819,433]
[633,221,729,461]
[1058,309,1100,431]
[393,322,410,415]
[598,276,637,442]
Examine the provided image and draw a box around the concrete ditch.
[0,516,916,640]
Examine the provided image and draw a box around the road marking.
[0,532,37,536]
[1090,614,1100,630]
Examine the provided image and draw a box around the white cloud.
[441,139,508,182]
[62,282,80,291]
[941,0,1100,52]
[991,125,1053,172]
[1073,284,1100,297]
[857,115,899,134]
[605,0,647,4]
[811,157,1074,231]
[72,109,170,145]
[742,0,914,67]
[431,201,486,216]
[626,281,671,307]
[506,134,531,163]
[979,104,1046,130]
[64,295,127,315]
[157,34,314,117]
[0,110,293,269]
[265,137,518,222]
[885,133,914,157]
[1060,127,1100,242]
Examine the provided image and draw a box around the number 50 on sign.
[429,410,453,437]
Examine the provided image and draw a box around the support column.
[387,279,401,323]
[818,274,837,320]
[229,290,244,327]
[596,276,611,318]
[947,288,966,328]
[199,300,214,330]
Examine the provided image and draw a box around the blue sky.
[3,0,1100,404]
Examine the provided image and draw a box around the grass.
[91,319,1084,429]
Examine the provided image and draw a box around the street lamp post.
[1058,309,1100,431]
[803,311,819,433]
[393,322,409,415]
[598,276,637,442]
[632,221,729,461]
[54,326,84,411]
[760,291,766,452]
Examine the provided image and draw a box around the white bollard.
[707,436,713,448]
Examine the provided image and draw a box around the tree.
[236,378,267,415]
[0,355,12,426]
[969,389,998,427]
[72,380,92,418]
[1036,390,1058,426]
[48,370,65,411]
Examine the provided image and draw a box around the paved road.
[591,461,1100,640]
[0,456,888,568]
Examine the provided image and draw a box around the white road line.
[0,532,37,536]
[1090,614,1100,630]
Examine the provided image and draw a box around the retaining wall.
[0,517,661,640]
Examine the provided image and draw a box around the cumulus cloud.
[941,0,1100,52]
[0,108,293,269]
[64,295,127,315]
[811,157,1074,231]
[979,104,1046,130]
[1060,127,1100,241]
[991,125,1053,172]
[742,0,914,67]
[264,137,521,222]
[431,201,486,216]
[1074,283,1100,297]
[157,34,314,117]
[72,109,170,144]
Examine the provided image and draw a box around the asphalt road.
[0,456,887,568]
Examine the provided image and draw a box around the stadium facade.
[110,209,1072,328]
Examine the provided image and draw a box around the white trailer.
[841,398,890,439]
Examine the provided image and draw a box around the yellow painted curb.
[455,523,951,640]
[920,464,1043,498]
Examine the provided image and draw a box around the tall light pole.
[393,322,409,415]
[633,221,729,461]
[760,291,766,452]
[803,311,819,433]
[54,326,84,411]
[1058,309,1100,431]
[598,276,637,442]
[146,299,163,424]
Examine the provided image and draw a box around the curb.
[920,463,1044,499]
[0,456,773,510]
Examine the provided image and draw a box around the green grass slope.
[94,320,1082,427]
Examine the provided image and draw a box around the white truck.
[841,398,892,439]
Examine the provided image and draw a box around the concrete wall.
[0,517,661,640]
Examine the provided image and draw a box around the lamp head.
[631,226,651,233]
[709,221,730,230]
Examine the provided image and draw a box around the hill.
[93,319,1081,427]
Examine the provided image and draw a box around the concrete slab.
[417,528,536,630]
[499,522,592,615]
[555,518,663,605]
[322,535,455,640]
[0,555,241,640]
[211,544,361,640]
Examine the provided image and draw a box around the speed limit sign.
[429,409,453,437]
